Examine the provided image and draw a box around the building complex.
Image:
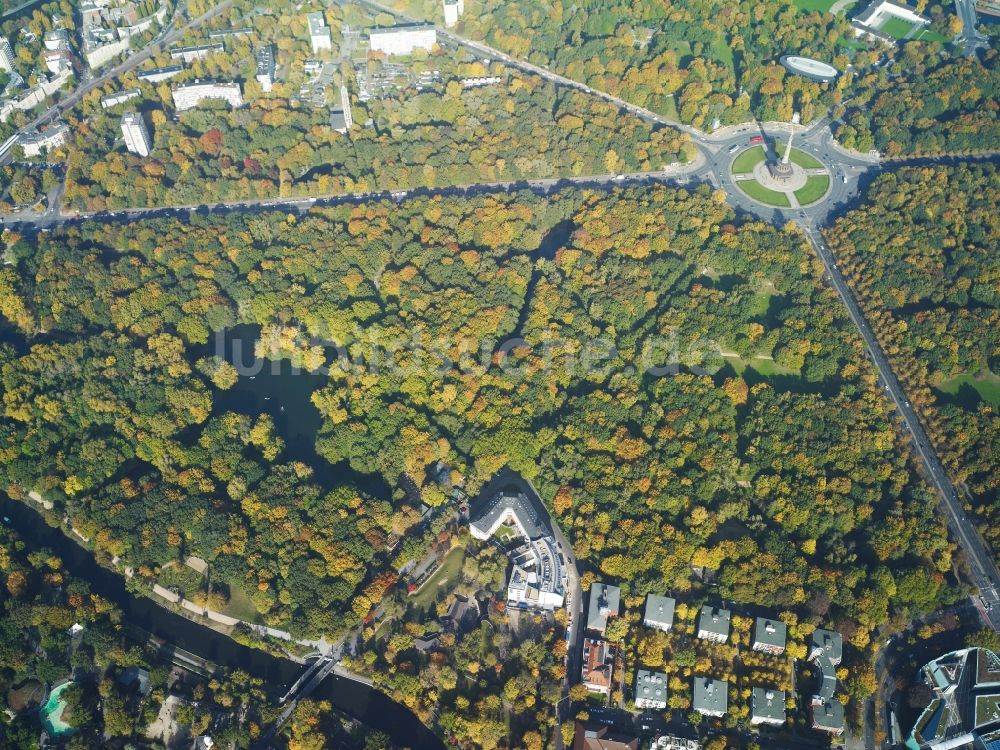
[307,12,332,53]
[907,648,1000,750]
[171,81,244,111]
[809,629,845,735]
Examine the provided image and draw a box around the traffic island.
[730,142,832,209]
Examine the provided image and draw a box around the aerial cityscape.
[0,0,996,748]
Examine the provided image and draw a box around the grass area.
[736,179,791,207]
[157,563,204,595]
[879,16,917,40]
[731,145,766,174]
[711,37,735,73]
[411,546,465,608]
[936,371,1000,407]
[793,0,837,11]
[217,583,261,622]
[795,175,831,205]
[914,27,950,44]
[772,144,825,169]
[723,353,800,377]
[493,524,518,541]
[750,282,777,317]
[838,37,869,50]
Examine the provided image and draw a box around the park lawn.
[936,371,1000,407]
[723,353,800,377]
[157,563,204,595]
[750,281,778,317]
[218,583,261,623]
[736,179,791,207]
[411,546,465,608]
[879,16,916,39]
[711,37,735,73]
[773,144,825,169]
[793,0,837,11]
[914,27,950,44]
[732,146,766,174]
[795,175,830,205]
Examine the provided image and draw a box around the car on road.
[750,135,764,144]
[728,143,740,154]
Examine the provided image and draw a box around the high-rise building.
[121,111,152,157]
[0,36,16,73]
[443,0,460,27]
[340,84,352,130]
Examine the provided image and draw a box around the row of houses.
[580,584,845,734]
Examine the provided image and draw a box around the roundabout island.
[730,130,832,208]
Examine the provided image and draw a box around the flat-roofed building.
[121,111,152,157]
[307,12,331,53]
[693,677,727,717]
[751,688,786,726]
[172,80,243,111]
[697,605,730,644]
[137,65,183,84]
[634,670,668,709]
[753,618,787,655]
[101,88,141,109]
[255,45,275,92]
[644,594,675,632]
[169,42,224,63]
[368,24,437,56]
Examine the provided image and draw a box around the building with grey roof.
[811,696,845,735]
[693,677,727,717]
[136,65,182,83]
[751,687,785,726]
[634,670,668,709]
[368,24,436,56]
[169,42,224,63]
[752,617,787,655]
[644,594,675,632]
[469,486,551,541]
[101,88,141,109]
[586,582,620,635]
[697,605,730,644]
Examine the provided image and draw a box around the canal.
[1,497,441,749]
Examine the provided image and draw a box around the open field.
[935,371,1000,407]
[732,145,766,173]
[879,16,916,39]
[736,179,792,207]
[411,546,465,608]
[795,175,831,205]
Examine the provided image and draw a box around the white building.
[101,88,141,109]
[644,594,675,632]
[368,25,437,56]
[171,81,244,111]
[255,45,276,93]
[0,36,15,73]
[121,111,152,157]
[851,0,930,42]
[43,29,69,52]
[307,12,331,53]
[634,670,668,709]
[169,42,224,63]
[18,122,69,157]
[340,83,352,129]
[507,564,564,610]
[443,0,463,27]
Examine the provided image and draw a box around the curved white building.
[780,55,840,83]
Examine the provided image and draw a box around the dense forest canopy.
[0,186,960,674]
[824,163,1000,551]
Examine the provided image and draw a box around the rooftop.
[812,698,845,731]
[697,605,731,638]
[693,677,728,715]
[368,23,436,36]
[586,582,621,633]
[635,670,668,706]
[572,721,639,750]
[752,687,786,723]
[753,618,787,649]
[644,594,675,628]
